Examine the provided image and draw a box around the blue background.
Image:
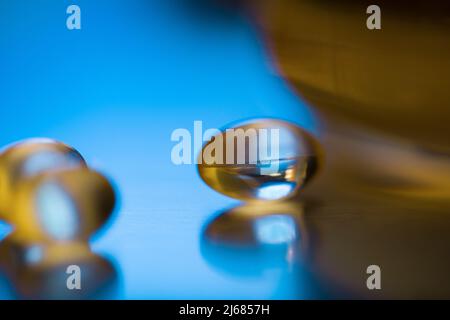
[0,0,319,298]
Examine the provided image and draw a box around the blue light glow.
[254,215,297,245]
[257,182,295,200]
[24,245,44,264]
[23,151,82,177]
[35,181,79,240]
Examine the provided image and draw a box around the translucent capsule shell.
[197,119,322,201]
[0,139,87,219]
[10,168,116,244]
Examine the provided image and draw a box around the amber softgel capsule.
[9,168,116,244]
[0,139,87,220]
[198,119,322,202]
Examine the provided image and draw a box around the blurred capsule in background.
[9,168,116,244]
[0,234,119,299]
[0,139,87,220]
[198,119,322,202]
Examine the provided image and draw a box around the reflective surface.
[0,234,119,299]
[201,201,327,299]
[300,159,450,299]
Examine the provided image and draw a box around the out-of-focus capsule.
[10,168,116,244]
[0,139,87,219]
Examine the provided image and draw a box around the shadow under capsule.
[0,233,120,300]
[200,199,333,299]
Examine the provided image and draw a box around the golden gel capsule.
[0,139,87,219]
[198,119,322,201]
[10,168,116,244]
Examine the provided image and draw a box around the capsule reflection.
[201,201,327,298]
[0,234,119,299]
